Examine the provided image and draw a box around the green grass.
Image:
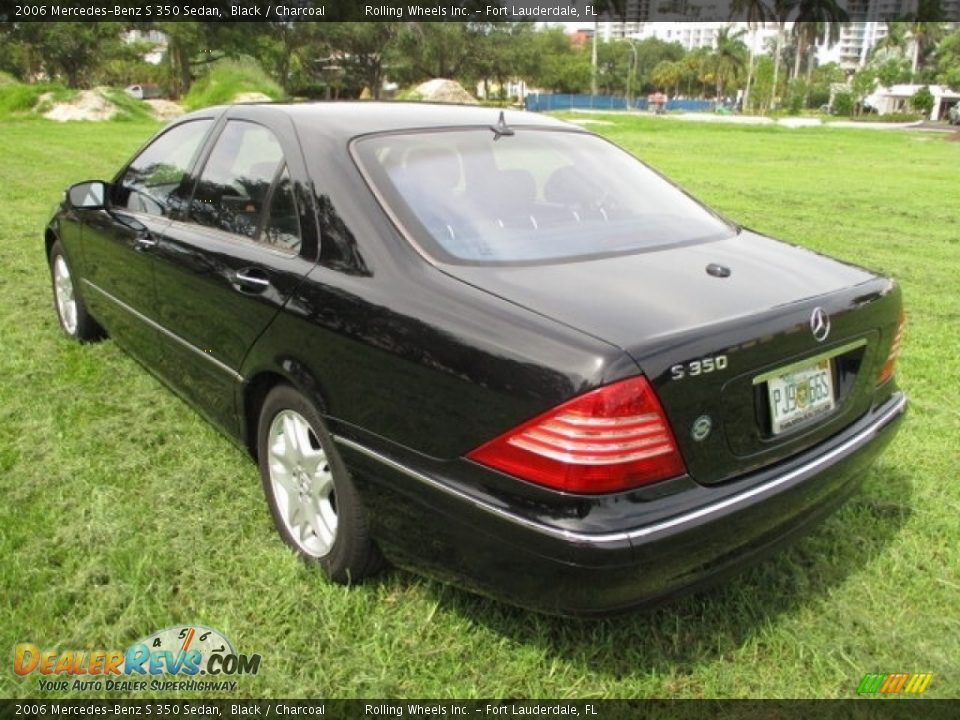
[182,59,285,111]
[99,88,156,122]
[0,82,75,117]
[0,82,154,122]
[1,114,959,699]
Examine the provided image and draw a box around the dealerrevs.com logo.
[14,626,261,692]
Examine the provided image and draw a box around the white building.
[627,21,780,55]
[865,84,960,120]
[122,29,167,65]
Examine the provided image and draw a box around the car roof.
[180,101,578,138]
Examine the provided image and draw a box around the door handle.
[233,268,271,292]
[135,230,158,250]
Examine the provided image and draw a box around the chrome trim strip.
[334,392,906,547]
[81,279,244,383]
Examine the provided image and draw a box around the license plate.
[766,358,835,435]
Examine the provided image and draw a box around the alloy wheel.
[267,409,338,557]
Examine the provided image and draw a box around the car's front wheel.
[49,240,101,342]
[257,385,383,583]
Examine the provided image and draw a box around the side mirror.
[67,181,108,210]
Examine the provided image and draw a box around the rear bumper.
[336,391,906,615]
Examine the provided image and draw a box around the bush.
[832,92,854,116]
[182,59,284,111]
[0,82,73,116]
[911,86,934,116]
[101,88,155,122]
[395,88,425,101]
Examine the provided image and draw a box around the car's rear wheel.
[257,385,382,583]
[49,240,100,342]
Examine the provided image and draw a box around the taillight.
[877,310,906,385]
[467,376,686,493]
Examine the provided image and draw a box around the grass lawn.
[1,114,958,699]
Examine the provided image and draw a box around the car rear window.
[352,128,735,265]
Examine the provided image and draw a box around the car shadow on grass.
[421,466,913,678]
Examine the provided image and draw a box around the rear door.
[80,118,214,359]
[149,109,319,432]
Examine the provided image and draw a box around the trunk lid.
[442,230,899,485]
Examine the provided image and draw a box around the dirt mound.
[414,78,478,105]
[43,90,117,121]
[145,99,185,121]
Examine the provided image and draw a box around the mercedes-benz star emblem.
[810,307,831,342]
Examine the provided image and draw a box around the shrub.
[101,88,155,122]
[911,86,934,116]
[832,92,854,116]
[182,59,284,111]
[0,82,73,116]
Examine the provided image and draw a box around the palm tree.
[872,21,910,60]
[791,0,848,79]
[894,0,946,78]
[712,26,749,100]
[769,0,796,110]
[651,60,684,96]
[907,22,946,78]
[730,0,774,111]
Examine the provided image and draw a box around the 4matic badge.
[14,626,261,693]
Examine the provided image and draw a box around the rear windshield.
[352,128,735,265]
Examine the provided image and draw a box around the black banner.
[2,0,958,23]
[2,700,960,720]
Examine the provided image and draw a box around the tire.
[257,384,383,583]
[49,239,101,342]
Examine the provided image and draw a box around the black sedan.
[46,103,906,615]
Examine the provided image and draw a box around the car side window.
[116,119,212,217]
[262,166,301,252]
[189,121,299,251]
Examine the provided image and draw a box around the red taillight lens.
[467,376,687,493]
[877,310,906,385]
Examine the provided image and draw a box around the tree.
[768,0,797,110]
[13,23,124,88]
[651,60,683,95]
[807,61,845,108]
[729,0,773,113]
[748,55,776,112]
[873,55,912,87]
[154,23,262,98]
[255,23,328,93]
[910,85,934,116]
[632,38,685,94]
[791,0,848,94]
[850,66,877,116]
[872,21,910,59]
[711,26,748,99]
[934,27,960,89]
[525,27,591,94]
[390,23,482,86]
[327,23,399,99]
[470,23,538,100]
[898,0,946,78]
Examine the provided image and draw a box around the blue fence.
[525,93,714,113]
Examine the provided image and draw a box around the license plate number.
[766,358,835,435]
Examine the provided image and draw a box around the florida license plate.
[766,358,835,435]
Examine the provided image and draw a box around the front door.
[80,118,214,361]
[150,112,318,433]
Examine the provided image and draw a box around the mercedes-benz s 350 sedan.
[46,103,906,615]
